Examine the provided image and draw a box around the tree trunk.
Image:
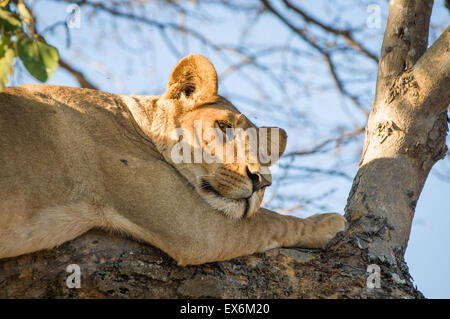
[0,0,447,299]
[345,0,449,264]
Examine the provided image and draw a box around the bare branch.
[261,0,322,52]
[323,54,369,116]
[58,59,99,90]
[72,0,220,50]
[284,127,364,157]
[261,0,370,115]
[278,165,353,180]
[282,0,378,63]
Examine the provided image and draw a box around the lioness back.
[0,84,138,207]
[0,85,164,258]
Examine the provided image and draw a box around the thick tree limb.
[375,0,433,105]
[0,229,423,298]
[412,25,450,112]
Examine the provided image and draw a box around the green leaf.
[0,35,15,91]
[0,7,22,32]
[16,33,59,82]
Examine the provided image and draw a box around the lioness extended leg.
[109,204,346,266]
[170,209,346,265]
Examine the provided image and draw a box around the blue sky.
[11,0,449,297]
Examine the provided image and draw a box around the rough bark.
[0,0,448,298]
[345,0,449,263]
[0,229,423,298]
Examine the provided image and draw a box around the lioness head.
[152,55,287,219]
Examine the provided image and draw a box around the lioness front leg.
[147,209,347,266]
[242,210,347,252]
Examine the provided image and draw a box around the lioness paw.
[307,213,347,248]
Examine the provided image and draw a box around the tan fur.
[0,55,346,265]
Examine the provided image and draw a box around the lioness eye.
[216,121,232,133]
[215,121,234,140]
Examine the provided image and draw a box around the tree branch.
[59,58,99,90]
[375,0,434,104]
[72,0,220,51]
[412,25,450,112]
[284,127,364,157]
[261,0,369,115]
[282,0,378,63]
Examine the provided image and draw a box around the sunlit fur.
[151,96,282,219]
[127,55,287,219]
[0,54,346,264]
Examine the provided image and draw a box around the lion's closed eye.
[215,120,235,140]
[215,120,232,132]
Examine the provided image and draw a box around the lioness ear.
[258,127,287,166]
[163,54,218,104]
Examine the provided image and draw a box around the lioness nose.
[246,167,271,192]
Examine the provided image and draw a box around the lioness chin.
[0,54,346,265]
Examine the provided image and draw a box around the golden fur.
[0,55,346,265]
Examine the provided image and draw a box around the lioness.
[0,54,346,265]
